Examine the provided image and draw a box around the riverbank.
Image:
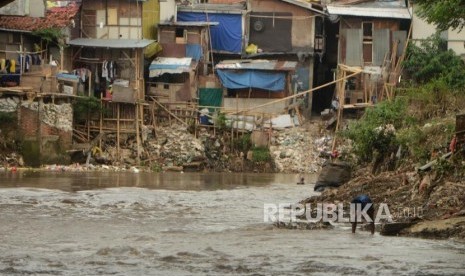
[300,166,465,241]
[1,120,332,174]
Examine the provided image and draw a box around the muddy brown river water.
[0,171,464,275]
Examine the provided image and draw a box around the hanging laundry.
[95,63,100,85]
[17,56,24,73]
[102,60,108,81]
[25,55,31,72]
[0,59,5,73]
[32,54,41,65]
[5,59,10,73]
[10,59,16,73]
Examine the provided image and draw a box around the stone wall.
[19,102,73,166]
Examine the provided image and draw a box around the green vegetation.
[0,111,16,124]
[414,0,465,31]
[233,133,251,153]
[32,28,65,46]
[344,35,464,169]
[403,34,465,89]
[73,96,106,122]
[252,146,271,163]
[215,112,228,131]
[343,98,411,163]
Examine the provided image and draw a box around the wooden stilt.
[99,94,103,148]
[117,103,120,160]
[135,103,141,164]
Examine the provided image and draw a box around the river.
[0,171,464,275]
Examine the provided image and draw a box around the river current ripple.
[0,171,464,275]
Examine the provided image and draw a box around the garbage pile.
[0,97,19,113]
[145,124,206,169]
[270,122,331,173]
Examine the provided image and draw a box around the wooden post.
[60,46,64,72]
[135,103,141,164]
[151,101,157,137]
[99,94,103,148]
[89,70,92,97]
[117,103,120,160]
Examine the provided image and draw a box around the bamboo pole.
[99,94,103,148]
[117,103,120,160]
[331,67,347,152]
[152,98,189,126]
[135,103,141,164]
[230,67,363,115]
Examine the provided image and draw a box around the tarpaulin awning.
[186,44,203,61]
[216,69,285,91]
[177,12,242,53]
[149,57,192,78]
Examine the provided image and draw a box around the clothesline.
[0,49,47,54]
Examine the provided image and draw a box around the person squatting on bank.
[351,194,375,234]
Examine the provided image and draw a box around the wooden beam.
[150,97,189,126]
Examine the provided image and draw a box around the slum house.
[175,2,246,114]
[323,0,411,109]
[215,59,297,116]
[0,0,81,166]
[177,0,326,117]
[148,21,218,110]
[241,0,326,116]
[68,0,159,162]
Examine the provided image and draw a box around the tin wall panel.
[373,28,390,66]
[345,29,362,66]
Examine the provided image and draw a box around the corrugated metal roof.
[149,57,193,77]
[177,3,246,14]
[158,21,219,27]
[327,1,411,19]
[215,59,297,71]
[280,0,327,15]
[68,38,156,49]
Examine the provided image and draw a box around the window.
[363,22,373,38]
[362,22,373,64]
[175,28,186,44]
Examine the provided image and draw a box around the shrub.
[234,133,251,153]
[252,146,271,163]
[343,98,410,162]
[73,96,105,122]
[403,33,465,89]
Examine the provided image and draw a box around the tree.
[414,0,465,31]
[403,34,465,89]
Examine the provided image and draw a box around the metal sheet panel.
[393,30,407,57]
[326,5,411,19]
[373,29,390,66]
[68,38,156,48]
[345,29,362,66]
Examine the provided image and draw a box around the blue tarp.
[177,12,242,53]
[216,70,285,91]
[186,44,203,61]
